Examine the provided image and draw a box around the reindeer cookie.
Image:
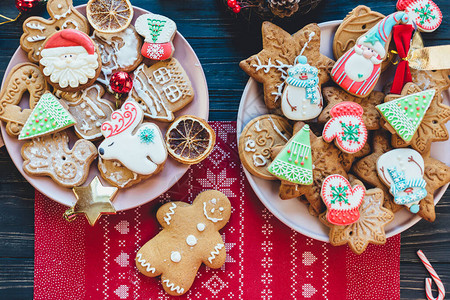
[98,101,167,177]
[136,190,231,296]
[20,0,89,63]
[21,132,97,187]
[0,63,48,137]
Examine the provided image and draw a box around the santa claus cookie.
[331,12,409,97]
[135,13,176,60]
[39,29,102,92]
[136,190,231,296]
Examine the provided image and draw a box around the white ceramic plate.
[0,6,209,211]
[236,20,450,242]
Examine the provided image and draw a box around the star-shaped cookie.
[240,22,335,109]
[383,83,450,155]
[318,87,385,130]
[320,180,394,255]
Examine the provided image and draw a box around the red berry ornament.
[110,71,133,94]
[15,0,41,13]
[233,4,241,13]
[227,0,236,7]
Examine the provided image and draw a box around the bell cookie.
[98,101,167,176]
[239,22,334,110]
[39,29,102,92]
[318,86,384,130]
[20,0,89,63]
[135,13,177,60]
[136,190,231,296]
[127,59,194,122]
[21,132,97,188]
[0,63,48,136]
[57,84,114,140]
[92,25,143,91]
[239,114,292,180]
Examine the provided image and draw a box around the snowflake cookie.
[135,190,231,296]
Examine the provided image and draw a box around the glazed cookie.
[39,29,102,92]
[331,12,409,97]
[92,26,143,90]
[239,22,334,110]
[135,13,177,60]
[318,87,384,130]
[239,115,292,180]
[136,190,231,296]
[21,132,97,188]
[127,59,194,122]
[0,63,48,136]
[18,93,76,140]
[57,84,115,140]
[20,0,89,63]
[98,101,167,176]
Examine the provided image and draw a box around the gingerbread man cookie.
[20,0,89,63]
[136,190,231,296]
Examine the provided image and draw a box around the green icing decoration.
[330,185,349,204]
[147,18,167,43]
[376,89,435,142]
[414,4,436,24]
[341,123,360,142]
[268,124,313,185]
[19,93,76,140]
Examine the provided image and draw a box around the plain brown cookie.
[136,190,231,296]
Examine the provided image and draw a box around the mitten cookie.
[136,190,231,296]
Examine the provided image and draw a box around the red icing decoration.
[101,102,139,138]
[44,29,95,55]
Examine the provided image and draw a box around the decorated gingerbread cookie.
[18,93,76,140]
[127,59,194,122]
[98,101,167,176]
[239,115,292,180]
[20,0,90,63]
[377,148,426,213]
[281,55,322,121]
[135,13,177,60]
[323,102,368,154]
[397,0,442,32]
[21,132,97,188]
[136,190,231,296]
[39,29,102,92]
[331,12,409,97]
[0,63,48,137]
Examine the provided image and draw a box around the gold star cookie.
[240,22,335,109]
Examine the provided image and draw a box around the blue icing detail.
[409,204,420,214]
[139,127,155,144]
[285,55,319,104]
[387,167,427,206]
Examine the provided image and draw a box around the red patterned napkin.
[35,122,400,299]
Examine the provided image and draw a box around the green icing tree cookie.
[19,93,76,140]
[376,89,435,142]
[268,124,313,185]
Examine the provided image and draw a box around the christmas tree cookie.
[268,124,313,185]
[376,89,435,143]
[19,93,76,140]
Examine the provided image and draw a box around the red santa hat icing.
[41,29,95,56]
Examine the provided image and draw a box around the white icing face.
[203,198,227,223]
[186,235,197,246]
[170,251,181,263]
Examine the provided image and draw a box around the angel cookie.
[136,190,231,296]
[127,59,194,122]
[20,0,89,63]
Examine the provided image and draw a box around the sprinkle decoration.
[417,250,445,300]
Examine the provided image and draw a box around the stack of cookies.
[0,0,215,190]
[239,4,450,254]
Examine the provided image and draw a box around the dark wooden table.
[0,0,448,298]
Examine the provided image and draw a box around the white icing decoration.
[196,223,205,232]
[210,208,215,213]
[244,138,256,152]
[27,35,46,42]
[376,149,425,187]
[203,202,223,223]
[80,120,92,133]
[162,279,184,294]
[135,13,177,44]
[268,116,289,142]
[210,198,217,204]
[252,56,292,102]
[219,207,224,211]
[163,203,177,225]
[254,120,262,132]
[186,235,197,246]
[252,154,267,167]
[54,6,72,20]
[136,253,156,273]
[170,251,181,263]
[26,23,45,32]
[61,20,79,30]
[57,4,62,8]
[98,101,168,175]
[208,243,224,263]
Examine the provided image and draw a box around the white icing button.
[197,223,205,232]
[210,198,217,204]
[210,208,215,213]
[170,251,181,263]
[186,235,197,246]
[219,207,224,211]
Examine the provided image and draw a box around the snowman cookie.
[281,55,322,121]
[377,149,427,213]
[135,190,231,296]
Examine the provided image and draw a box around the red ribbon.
[390,24,414,94]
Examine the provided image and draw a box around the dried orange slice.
[86,0,133,33]
[165,115,216,165]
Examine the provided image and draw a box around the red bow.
[390,24,414,94]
